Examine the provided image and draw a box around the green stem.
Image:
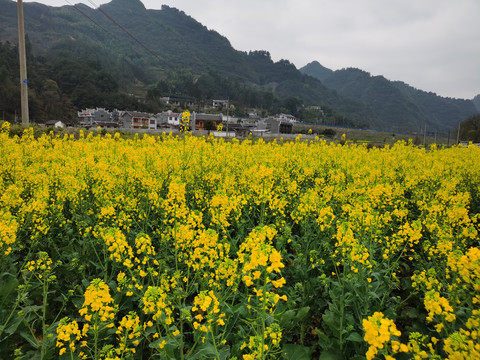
[0,275,31,341]
[93,316,99,360]
[179,317,185,360]
[0,304,19,340]
[41,280,49,359]
[210,326,220,360]
[260,276,267,360]
[119,329,128,360]
[339,286,345,351]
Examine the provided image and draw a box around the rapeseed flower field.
[0,121,479,359]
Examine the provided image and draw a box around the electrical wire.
[63,0,163,64]
[64,0,112,37]
[86,0,163,63]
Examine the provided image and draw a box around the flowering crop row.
[0,122,479,359]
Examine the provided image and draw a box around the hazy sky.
[23,0,480,100]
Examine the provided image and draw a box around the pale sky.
[23,0,480,100]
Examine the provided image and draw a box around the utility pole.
[226,99,229,137]
[17,0,29,126]
[423,123,426,146]
[456,121,461,144]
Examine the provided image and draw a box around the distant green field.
[293,123,454,147]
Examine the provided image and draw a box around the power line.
[63,0,163,64]
[65,0,114,37]
[86,0,163,63]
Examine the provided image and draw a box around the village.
[45,98,301,136]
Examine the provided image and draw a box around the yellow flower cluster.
[2,126,480,359]
[448,247,480,289]
[424,290,456,323]
[192,290,226,331]
[79,278,116,326]
[209,193,244,230]
[362,312,407,360]
[265,323,282,346]
[180,110,190,132]
[25,251,53,280]
[101,227,135,268]
[115,312,142,356]
[444,331,480,360]
[0,210,17,255]
[163,181,189,223]
[334,221,371,273]
[56,317,82,356]
[239,226,285,279]
[411,268,441,291]
[142,285,173,324]
[241,335,269,360]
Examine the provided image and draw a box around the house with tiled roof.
[120,111,155,129]
[192,112,223,131]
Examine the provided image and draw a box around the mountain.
[300,61,333,82]
[0,0,476,132]
[0,0,377,126]
[473,95,480,112]
[300,63,478,132]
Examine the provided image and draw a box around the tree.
[204,120,216,131]
[458,114,480,142]
[283,97,303,116]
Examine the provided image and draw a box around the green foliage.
[0,0,374,127]
[473,94,480,112]
[300,61,333,82]
[204,120,216,131]
[0,41,76,123]
[301,65,478,132]
[1,0,475,131]
[458,114,480,142]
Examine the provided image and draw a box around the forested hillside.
[0,0,477,131]
[301,62,478,132]
[473,95,480,112]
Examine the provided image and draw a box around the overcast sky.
[24,0,480,100]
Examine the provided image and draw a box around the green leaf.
[279,309,296,324]
[282,344,314,360]
[350,356,367,360]
[319,348,343,360]
[346,332,363,342]
[0,273,18,304]
[189,343,230,360]
[295,306,310,321]
[401,306,421,319]
[322,309,340,336]
[3,315,23,335]
[279,306,310,329]
[314,328,333,350]
[20,331,39,349]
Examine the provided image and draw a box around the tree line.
[0,39,361,127]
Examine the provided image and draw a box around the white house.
[45,120,66,129]
[156,110,181,126]
[275,113,297,123]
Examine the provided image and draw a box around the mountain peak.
[103,0,146,11]
[300,61,333,82]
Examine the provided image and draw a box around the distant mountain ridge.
[473,95,480,112]
[0,0,478,131]
[300,62,478,132]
